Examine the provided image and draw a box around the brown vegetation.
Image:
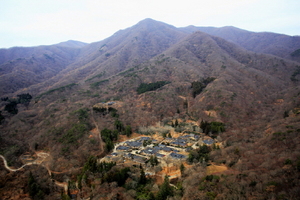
[0,18,300,199]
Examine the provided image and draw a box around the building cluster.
[102,133,216,165]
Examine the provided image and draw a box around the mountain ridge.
[0,18,300,199]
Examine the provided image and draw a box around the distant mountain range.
[0,18,299,97]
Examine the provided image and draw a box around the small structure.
[139,137,151,141]
[155,153,165,158]
[169,152,186,159]
[171,138,187,147]
[152,139,158,143]
[124,153,133,159]
[142,147,158,155]
[126,141,142,148]
[162,146,174,152]
[111,152,118,156]
[185,146,193,152]
[116,146,130,151]
[164,137,173,143]
[203,139,214,145]
[132,155,147,164]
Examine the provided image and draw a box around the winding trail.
[54,180,68,193]
[0,152,49,172]
[0,152,69,194]
[0,111,104,195]
[0,155,29,172]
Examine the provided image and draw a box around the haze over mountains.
[0,18,300,199]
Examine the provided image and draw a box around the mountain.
[180,25,300,62]
[0,19,300,199]
[0,43,84,96]
[55,40,87,48]
[0,19,187,97]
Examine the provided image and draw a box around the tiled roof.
[170,152,186,159]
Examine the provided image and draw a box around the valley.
[0,18,300,199]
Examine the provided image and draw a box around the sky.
[0,0,299,48]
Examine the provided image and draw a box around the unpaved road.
[0,152,69,193]
[0,152,49,172]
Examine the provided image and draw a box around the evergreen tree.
[149,155,159,166]
[156,175,173,200]
[175,119,179,127]
[114,119,124,132]
[125,125,132,137]
[105,139,114,152]
[139,167,147,185]
[180,163,185,175]
[28,172,44,199]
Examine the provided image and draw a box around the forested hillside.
[0,19,299,199]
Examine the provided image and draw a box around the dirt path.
[0,152,69,194]
[91,108,104,154]
[0,155,30,172]
[54,180,68,194]
[0,152,50,172]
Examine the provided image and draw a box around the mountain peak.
[56,40,87,48]
[139,18,156,23]
[134,18,175,30]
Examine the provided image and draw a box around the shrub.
[137,81,170,94]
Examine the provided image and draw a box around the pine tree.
[180,163,185,175]
[139,167,147,185]
[175,119,179,127]
[156,175,173,200]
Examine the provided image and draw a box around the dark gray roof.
[185,147,193,152]
[194,135,200,139]
[139,137,151,141]
[117,146,130,150]
[155,153,165,157]
[132,155,147,163]
[170,152,186,159]
[162,146,174,152]
[142,147,158,155]
[171,138,187,147]
[126,141,142,147]
[171,141,187,147]
[124,153,133,158]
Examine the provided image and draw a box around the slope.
[0,44,84,96]
[0,19,300,199]
[180,25,300,62]
[29,18,187,92]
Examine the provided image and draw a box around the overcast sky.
[1,0,299,48]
